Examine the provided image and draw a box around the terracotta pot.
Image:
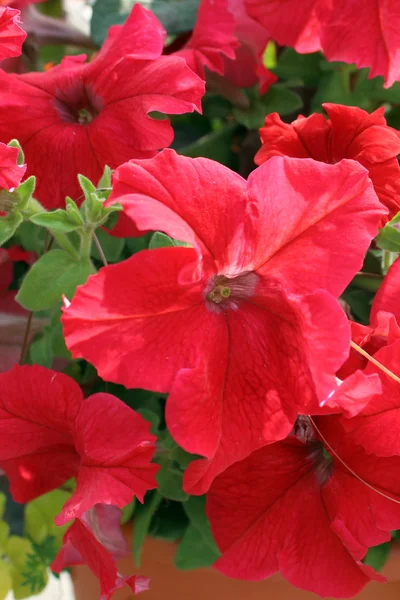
[72,526,400,600]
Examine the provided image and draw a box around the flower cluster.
[2,1,400,599]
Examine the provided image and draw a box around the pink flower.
[207,414,400,597]
[52,504,149,600]
[0,4,204,210]
[62,150,385,494]
[0,365,159,524]
[0,6,26,61]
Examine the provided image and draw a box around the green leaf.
[15,176,36,209]
[28,334,52,368]
[149,500,188,542]
[132,491,162,567]
[65,197,85,226]
[155,457,188,502]
[149,231,190,249]
[16,249,95,311]
[25,489,72,546]
[7,536,48,599]
[77,174,97,200]
[97,165,113,189]
[7,139,25,165]
[30,209,82,233]
[273,48,322,87]
[0,494,6,520]
[121,500,136,525]
[0,211,23,246]
[363,542,391,571]
[91,0,200,46]
[233,85,303,129]
[14,221,47,254]
[174,496,220,570]
[179,123,238,166]
[376,223,400,252]
[0,522,10,554]
[0,559,12,600]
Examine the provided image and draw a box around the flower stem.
[19,311,33,365]
[352,272,382,293]
[80,228,93,261]
[93,232,108,267]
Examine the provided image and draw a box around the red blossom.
[62,150,385,494]
[52,504,149,600]
[207,414,400,597]
[255,104,400,225]
[321,0,400,88]
[244,0,327,53]
[0,4,204,210]
[174,0,238,80]
[0,141,26,191]
[0,365,159,523]
[0,6,26,61]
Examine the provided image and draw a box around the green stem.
[353,273,382,293]
[383,250,396,273]
[80,228,93,261]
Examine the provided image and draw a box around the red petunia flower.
[52,504,149,600]
[0,6,26,61]
[0,365,159,524]
[255,104,400,226]
[0,140,26,191]
[244,0,327,53]
[0,4,204,210]
[173,0,238,80]
[321,0,400,89]
[207,414,400,597]
[62,150,385,494]
[223,0,276,94]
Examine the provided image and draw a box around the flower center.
[54,82,102,125]
[293,416,333,486]
[205,271,258,312]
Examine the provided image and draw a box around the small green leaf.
[233,85,303,129]
[16,250,95,311]
[149,232,190,249]
[15,176,36,210]
[78,174,97,200]
[156,457,188,502]
[376,223,400,252]
[0,211,23,246]
[175,522,220,570]
[7,536,48,599]
[273,48,322,87]
[149,501,188,542]
[363,542,391,571]
[65,197,85,226]
[7,139,25,165]
[25,489,72,546]
[0,522,10,553]
[0,559,12,600]
[28,334,52,368]
[179,123,238,165]
[132,491,162,567]
[30,209,82,233]
[97,165,113,189]
[0,494,6,520]
[121,500,136,526]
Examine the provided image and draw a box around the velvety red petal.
[244,0,324,53]
[207,439,383,597]
[0,141,26,190]
[62,247,213,390]
[0,7,26,61]
[248,156,386,296]
[339,342,400,457]
[0,365,82,500]
[317,369,382,418]
[371,256,400,324]
[56,393,158,524]
[106,150,248,267]
[255,112,331,165]
[182,287,350,494]
[321,0,400,88]
[52,515,149,600]
[174,0,238,79]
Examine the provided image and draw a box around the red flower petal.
[0,7,26,61]
[0,141,26,191]
[207,415,400,597]
[0,366,158,519]
[256,105,400,225]
[244,0,326,53]
[174,0,238,79]
[0,5,204,210]
[371,256,400,324]
[321,0,400,88]
[248,156,385,296]
[52,506,149,600]
[65,151,385,492]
